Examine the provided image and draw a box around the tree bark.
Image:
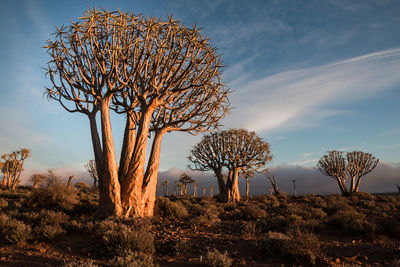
[142,130,166,216]
[121,108,154,216]
[98,98,122,217]
[118,112,136,184]
[222,168,240,203]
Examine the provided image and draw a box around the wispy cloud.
[224,48,400,132]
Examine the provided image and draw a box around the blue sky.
[0,0,399,191]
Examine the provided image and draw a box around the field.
[0,185,399,266]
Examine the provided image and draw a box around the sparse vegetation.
[0,186,399,265]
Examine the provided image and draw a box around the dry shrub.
[328,208,376,236]
[205,248,232,267]
[156,198,188,219]
[0,198,8,209]
[173,239,192,256]
[113,251,158,267]
[0,213,31,243]
[74,182,90,192]
[37,224,66,240]
[97,218,155,256]
[260,231,322,265]
[38,210,69,225]
[27,184,78,212]
[258,214,303,233]
[324,195,351,215]
[238,204,267,220]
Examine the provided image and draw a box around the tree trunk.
[222,168,240,203]
[33,183,38,189]
[118,112,136,184]
[215,168,227,200]
[98,98,122,217]
[141,130,165,217]
[121,109,153,217]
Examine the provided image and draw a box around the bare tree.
[266,171,280,196]
[85,160,98,188]
[188,129,272,203]
[396,184,400,193]
[0,149,30,190]
[173,181,177,196]
[44,8,230,217]
[317,151,379,196]
[30,173,46,189]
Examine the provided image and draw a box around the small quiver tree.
[178,173,194,196]
[346,151,379,193]
[44,8,230,217]
[30,173,46,189]
[188,129,272,203]
[163,180,169,196]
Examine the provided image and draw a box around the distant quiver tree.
[1,149,30,190]
[44,8,230,217]
[317,151,379,196]
[188,129,272,203]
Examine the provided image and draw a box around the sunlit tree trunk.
[99,98,122,217]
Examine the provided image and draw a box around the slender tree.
[202,186,207,197]
[193,180,198,197]
[163,180,169,196]
[188,129,272,203]
[209,185,214,197]
[44,8,230,217]
[317,151,379,195]
[85,160,98,188]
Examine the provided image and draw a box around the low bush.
[27,184,78,212]
[97,218,155,256]
[260,231,322,265]
[238,204,267,220]
[36,224,66,240]
[0,214,31,243]
[113,251,158,267]
[156,198,188,219]
[205,248,232,267]
[0,198,8,209]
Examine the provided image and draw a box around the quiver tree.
[188,129,272,203]
[178,172,194,196]
[163,180,169,196]
[0,149,30,190]
[30,173,46,189]
[317,151,379,196]
[44,8,229,217]
[85,160,98,188]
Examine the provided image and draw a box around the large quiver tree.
[44,8,229,217]
[188,129,272,203]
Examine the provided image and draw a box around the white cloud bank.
[224,48,400,132]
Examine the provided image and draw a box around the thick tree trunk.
[222,168,240,203]
[98,99,122,217]
[121,109,153,217]
[2,173,7,186]
[215,168,227,200]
